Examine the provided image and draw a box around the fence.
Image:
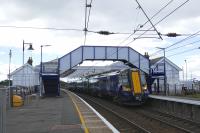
[0,88,6,133]
[152,83,200,96]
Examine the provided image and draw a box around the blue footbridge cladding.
[59,45,150,77]
[41,45,150,96]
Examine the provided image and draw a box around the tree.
[0,79,12,86]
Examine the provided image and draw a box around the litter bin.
[13,95,23,107]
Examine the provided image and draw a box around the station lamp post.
[23,40,34,65]
[22,40,34,87]
[40,45,51,74]
[156,47,167,95]
[40,45,51,96]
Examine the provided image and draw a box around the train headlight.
[143,85,147,90]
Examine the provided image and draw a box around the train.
[67,68,149,105]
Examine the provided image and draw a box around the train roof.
[90,70,120,79]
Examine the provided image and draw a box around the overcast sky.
[0,0,200,81]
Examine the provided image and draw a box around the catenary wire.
[166,39,200,52]
[117,0,174,46]
[78,0,190,75]
[150,29,200,57]
[126,0,190,46]
[167,47,199,57]
[0,25,83,31]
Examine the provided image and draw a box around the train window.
[140,72,147,87]
[119,70,129,86]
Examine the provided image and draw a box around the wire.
[117,0,173,46]
[166,30,200,49]
[166,39,200,52]
[132,0,189,43]
[77,0,189,75]
[135,0,162,40]
[115,0,189,50]
[167,47,199,57]
[0,25,83,31]
[140,0,174,29]
[150,34,200,57]
[149,29,200,56]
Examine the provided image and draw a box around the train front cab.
[118,69,148,105]
[131,70,148,103]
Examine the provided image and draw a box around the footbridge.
[59,45,150,77]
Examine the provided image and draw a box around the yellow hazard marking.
[69,92,89,133]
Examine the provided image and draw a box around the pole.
[164,49,167,95]
[40,45,43,97]
[185,60,187,81]
[182,66,184,81]
[9,49,12,88]
[8,50,12,107]
[23,40,25,65]
[39,45,51,97]
[41,45,43,74]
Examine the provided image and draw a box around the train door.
[131,70,142,94]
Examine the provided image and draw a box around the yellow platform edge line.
[69,92,89,133]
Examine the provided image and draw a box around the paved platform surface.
[6,92,83,133]
[65,90,116,133]
[149,94,200,105]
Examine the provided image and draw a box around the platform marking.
[72,92,120,133]
[68,92,89,133]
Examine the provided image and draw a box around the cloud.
[0,62,20,81]
[0,0,200,80]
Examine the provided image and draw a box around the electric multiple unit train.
[68,68,149,105]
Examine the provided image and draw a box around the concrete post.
[0,88,7,133]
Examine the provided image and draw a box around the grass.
[184,93,200,99]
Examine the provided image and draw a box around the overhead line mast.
[83,0,88,45]
[83,0,93,45]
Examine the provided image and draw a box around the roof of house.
[150,57,163,65]
[10,63,35,76]
[151,57,182,71]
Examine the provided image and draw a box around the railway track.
[135,108,200,133]
[77,93,199,133]
[78,94,150,133]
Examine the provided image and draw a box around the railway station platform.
[6,90,118,133]
[148,94,200,123]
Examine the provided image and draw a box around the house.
[151,57,182,94]
[10,63,39,87]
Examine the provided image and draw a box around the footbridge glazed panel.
[59,46,149,77]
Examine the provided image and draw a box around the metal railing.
[152,83,200,96]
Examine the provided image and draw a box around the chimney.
[27,57,33,65]
[144,52,149,59]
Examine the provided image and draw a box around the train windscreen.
[140,72,147,90]
[119,69,131,91]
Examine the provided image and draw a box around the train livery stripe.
[132,71,142,94]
